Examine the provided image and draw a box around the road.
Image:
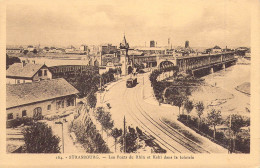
[103,72,227,153]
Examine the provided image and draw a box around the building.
[65,45,76,53]
[100,44,117,55]
[6,48,22,54]
[79,45,88,51]
[135,47,166,55]
[119,35,130,75]
[6,78,79,120]
[212,46,222,53]
[6,62,52,84]
[150,40,155,47]
[185,41,189,48]
[27,45,35,52]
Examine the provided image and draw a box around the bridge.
[49,65,99,78]
[157,52,236,75]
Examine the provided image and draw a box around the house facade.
[6,48,22,54]
[6,62,52,84]
[6,78,79,120]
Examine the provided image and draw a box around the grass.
[162,118,202,144]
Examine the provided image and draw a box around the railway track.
[122,75,210,153]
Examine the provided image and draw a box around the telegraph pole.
[123,116,126,153]
[229,114,232,154]
[143,76,144,99]
[100,75,102,104]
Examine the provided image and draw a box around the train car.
[126,77,137,88]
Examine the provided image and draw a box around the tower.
[150,40,155,47]
[120,34,129,76]
[185,41,189,48]
[168,38,170,49]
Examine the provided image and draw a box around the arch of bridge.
[157,60,175,68]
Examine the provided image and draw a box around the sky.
[6,0,251,48]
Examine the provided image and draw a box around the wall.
[6,95,76,120]
[6,78,32,84]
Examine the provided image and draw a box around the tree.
[226,114,244,152]
[184,100,193,120]
[120,126,138,153]
[111,128,122,152]
[95,107,114,137]
[195,101,204,129]
[6,54,21,69]
[207,109,222,140]
[95,107,105,121]
[73,73,99,98]
[87,94,97,110]
[23,50,29,55]
[100,111,114,134]
[168,94,184,115]
[22,122,60,153]
[32,48,38,54]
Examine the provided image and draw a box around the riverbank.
[189,63,250,118]
[236,82,250,95]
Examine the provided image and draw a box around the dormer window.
[38,70,42,76]
[44,70,47,76]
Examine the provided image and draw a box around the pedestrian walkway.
[44,114,86,153]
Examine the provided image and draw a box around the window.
[7,113,13,120]
[47,105,51,110]
[44,70,47,76]
[67,97,75,107]
[38,70,42,76]
[56,100,64,109]
[22,110,27,117]
[17,80,20,84]
[33,107,42,120]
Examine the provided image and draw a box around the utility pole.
[100,75,102,104]
[143,76,144,99]
[123,116,126,153]
[229,114,232,154]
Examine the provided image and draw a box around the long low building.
[6,78,79,120]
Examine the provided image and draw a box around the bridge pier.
[222,63,226,70]
[210,67,214,74]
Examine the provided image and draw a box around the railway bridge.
[157,52,236,75]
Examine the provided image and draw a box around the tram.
[126,77,137,88]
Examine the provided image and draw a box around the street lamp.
[55,121,64,153]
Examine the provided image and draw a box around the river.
[191,61,250,118]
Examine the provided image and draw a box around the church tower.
[119,34,129,76]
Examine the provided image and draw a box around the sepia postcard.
[0,0,260,167]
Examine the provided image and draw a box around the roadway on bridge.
[103,72,227,153]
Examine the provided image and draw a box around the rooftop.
[136,47,166,51]
[6,78,79,109]
[6,63,46,79]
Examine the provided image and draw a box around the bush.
[22,122,60,153]
[71,117,110,153]
[177,115,249,153]
[6,117,34,128]
[236,135,250,153]
[119,126,139,153]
